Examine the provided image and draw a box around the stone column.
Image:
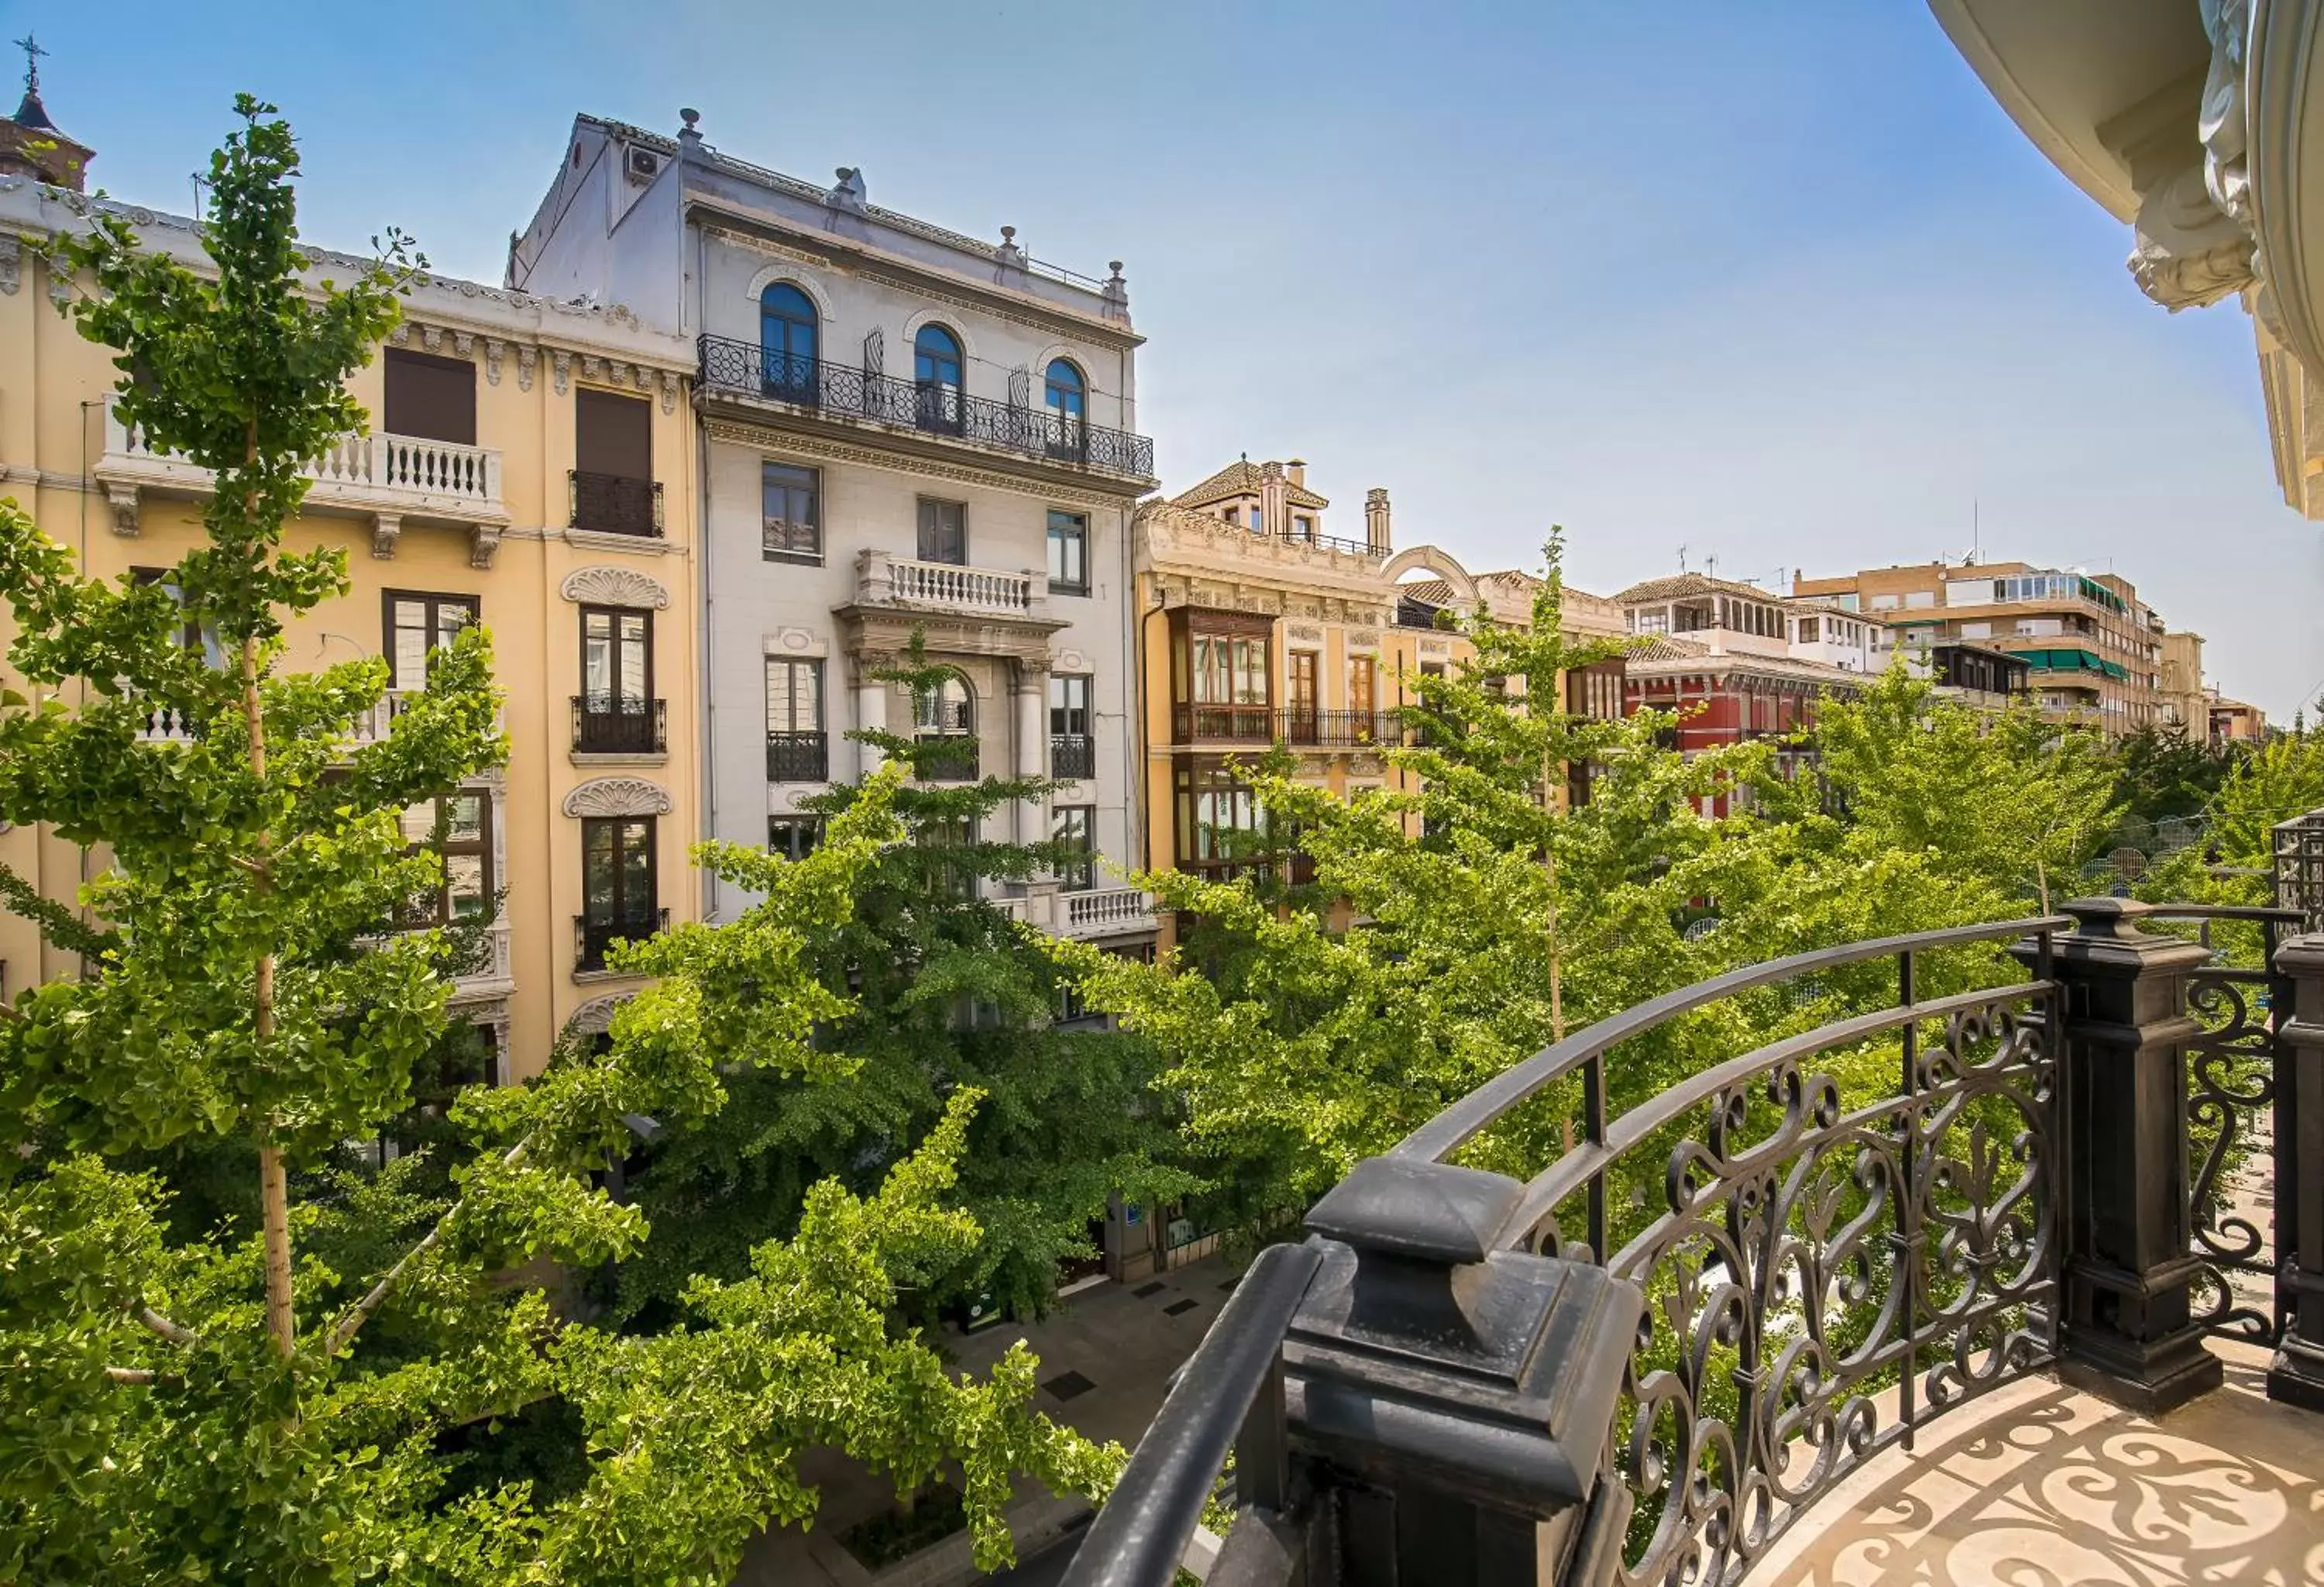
[2016,898,2220,1414]
[1014,658,1047,844]
[2271,933,2324,1410]
[855,649,892,780]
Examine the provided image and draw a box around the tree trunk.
[239,425,294,1362]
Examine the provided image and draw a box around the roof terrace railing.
[1057,883,2324,1586]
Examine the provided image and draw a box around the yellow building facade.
[1132,459,1485,902]
[0,174,701,1083]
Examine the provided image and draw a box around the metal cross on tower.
[13,33,44,97]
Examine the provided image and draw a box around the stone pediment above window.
[562,776,672,818]
[560,566,672,608]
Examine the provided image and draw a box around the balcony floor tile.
[1741,1340,2319,1587]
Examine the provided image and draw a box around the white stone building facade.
[509,112,1156,944]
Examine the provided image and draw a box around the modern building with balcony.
[1136,458,1491,899]
[0,102,702,1083]
[509,111,1154,952]
[1795,559,2175,735]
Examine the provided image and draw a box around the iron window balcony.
[1050,733,1096,780]
[766,730,830,783]
[915,735,980,782]
[1279,709,1399,748]
[572,695,667,756]
[1172,702,1276,744]
[696,336,1156,480]
[573,907,668,974]
[568,470,665,538]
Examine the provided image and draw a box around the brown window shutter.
[576,390,652,481]
[383,349,477,446]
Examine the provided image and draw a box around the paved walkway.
[1742,1341,2324,1587]
[734,1256,1232,1586]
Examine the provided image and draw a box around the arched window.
[759,283,819,403]
[913,323,964,434]
[913,670,976,780]
[1043,357,1086,459]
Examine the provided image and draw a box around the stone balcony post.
[2016,898,2220,1414]
[2270,931,2324,1410]
[1267,1157,1642,1585]
[1014,657,1048,844]
[856,547,896,608]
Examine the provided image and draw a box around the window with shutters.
[383,590,480,692]
[383,349,476,446]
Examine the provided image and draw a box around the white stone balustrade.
[102,399,505,525]
[857,549,1043,618]
[1061,888,1155,938]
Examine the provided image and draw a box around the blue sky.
[15,1,2322,718]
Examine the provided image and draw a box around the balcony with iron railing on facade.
[766,730,830,783]
[96,398,507,542]
[571,695,666,757]
[1171,702,1401,749]
[1050,732,1095,781]
[695,336,1155,481]
[573,907,669,976]
[1048,813,2324,1587]
[567,470,664,539]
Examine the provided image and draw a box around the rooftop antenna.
[1705,553,1719,579]
[190,173,208,223]
[1676,542,1688,573]
[1971,497,1980,566]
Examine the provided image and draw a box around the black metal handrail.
[572,695,666,755]
[1274,525,1375,557]
[569,470,665,538]
[1393,914,2071,1165]
[914,733,978,781]
[765,730,829,783]
[1051,732,1095,780]
[574,907,668,973]
[1058,1242,1323,1587]
[696,335,1157,479]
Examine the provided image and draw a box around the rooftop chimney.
[1286,458,1307,489]
[1365,488,1391,554]
[1258,461,1289,539]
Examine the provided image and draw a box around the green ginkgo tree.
[0,98,1115,1585]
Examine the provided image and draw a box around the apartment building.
[2160,630,2207,736]
[1135,459,1484,888]
[2209,689,2269,745]
[0,103,702,1082]
[508,111,1157,953]
[1793,560,2167,735]
[1610,573,1873,811]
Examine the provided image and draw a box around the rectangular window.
[576,389,651,480]
[1796,617,1818,644]
[400,790,493,926]
[768,815,823,862]
[1190,635,1270,704]
[1053,804,1095,890]
[579,817,658,969]
[1049,673,1092,738]
[765,657,823,734]
[1175,764,1262,867]
[1904,590,1937,609]
[1047,509,1088,594]
[1869,593,1900,611]
[131,566,222,663]
[762,462,820,563]
[1291,513,1315,542]
[1348,655,1377,717]
[916,816,979,900]
[1960,621,1992,639]
[581,606,652,705]
[917,497,967,564]
[383,590,480,692]
[383,348,476,446]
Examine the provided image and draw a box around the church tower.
[1,35,94,191]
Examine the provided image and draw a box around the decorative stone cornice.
[562,776,672,818]
[560,565,672,609]
[702,418,1122,508]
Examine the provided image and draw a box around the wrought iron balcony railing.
[1278,708,1399,748]
[568,470,665,538]
[573,907,668,974]
[1171,702,1274,744]
[1057,874,2324,1587]
[571,695,666,755]
[914,735,978,781]
[765,730,829,783]
[696,335,1157,480]
[1051,732,1096,780]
